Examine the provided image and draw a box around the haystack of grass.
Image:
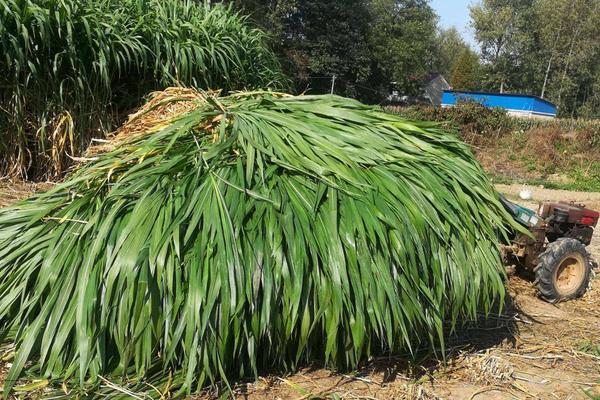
[0,89,515,396]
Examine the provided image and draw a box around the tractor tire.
[535,238,592,303]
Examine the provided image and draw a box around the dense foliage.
[224,0,440,102]
[0,0,285,179]
[435,27,476,82]
[450,49,481,91]
[470,0,600,117]
[223,0,600,118]
[0,90,515,396]
[386,102,514,136]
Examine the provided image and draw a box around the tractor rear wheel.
[535,238,591,303]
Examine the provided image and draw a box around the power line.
[306,76,383,93]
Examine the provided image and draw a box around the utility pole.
[330,75,336,95]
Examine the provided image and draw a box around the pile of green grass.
[0,0,285,179]
[0,90,515,397]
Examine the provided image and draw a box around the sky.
[430,0,478,48]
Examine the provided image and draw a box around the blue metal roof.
[441,90,557,117]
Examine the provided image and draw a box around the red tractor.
[500,196,599,303]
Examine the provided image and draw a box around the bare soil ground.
[0,180,46,208]
[1,183,599,399]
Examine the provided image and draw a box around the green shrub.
[385,102,513,137]
[386,103,600,146]
[0,0,286,179]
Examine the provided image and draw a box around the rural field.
[1,182,599,399]
[1,0,599,398]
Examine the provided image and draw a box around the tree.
[579,72,600,119]
[368,0,439,96]
[533,0,600,115]
[223,0,375,100]
[450,48,481,90]
[224,0,469,103]
[470,0,600,116]
[469,0,534,93]
[434,27,473,79]
[287,1,374,98]
[224,0,441,102]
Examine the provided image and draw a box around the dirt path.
[1,184,599,399]
[497,183,600,210]
[0,180,49,208]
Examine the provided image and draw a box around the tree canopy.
[227,0,600,117]
[470,0,600,117]
[434,27,473,79]
[224,0,440,102]
[451,48,481,91]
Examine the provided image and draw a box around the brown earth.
[1,183,599,399]
[497,184,600,209]
[0,180,48,208]
[470,122,600,187]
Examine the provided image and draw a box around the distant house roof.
[441,90,557,119]
[444,90,557,108]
